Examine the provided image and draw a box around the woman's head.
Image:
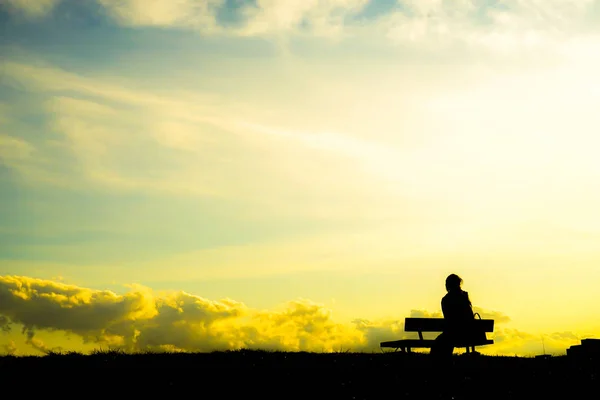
[445,274,463,291]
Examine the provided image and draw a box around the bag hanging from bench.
[471,312,488,343]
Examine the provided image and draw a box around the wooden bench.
[380,317,494,353]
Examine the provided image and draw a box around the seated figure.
[431,274,481,357]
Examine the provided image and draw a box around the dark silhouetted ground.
[1,350,598,399]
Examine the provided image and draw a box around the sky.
[1,0,600,357]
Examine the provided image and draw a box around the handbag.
[471,312,487,343]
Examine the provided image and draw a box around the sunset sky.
[2,0,600,357]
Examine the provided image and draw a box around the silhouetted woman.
[431,274,477,358]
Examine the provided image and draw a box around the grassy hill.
[1,350,598,399]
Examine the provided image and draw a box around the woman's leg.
[431,332,454,357]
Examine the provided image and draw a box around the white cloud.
[97,0,224,31]
[238,0,369,37]
[1,0,62,18]
[4,0,600,53]
[89,0,595,51]
[95,0,371,37]
[86,0,600,52]
[359,0,599,59]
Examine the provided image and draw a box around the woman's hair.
[445,274,463,291]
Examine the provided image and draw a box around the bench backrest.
[405,318,494,333]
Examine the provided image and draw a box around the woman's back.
[441,289,474,333]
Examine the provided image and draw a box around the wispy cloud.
[1,0,62,19]
[0,57,423,221]
[1,59,265,196]
[0,134,35,168]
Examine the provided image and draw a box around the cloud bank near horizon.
[0,275,585,356]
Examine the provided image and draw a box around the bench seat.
[380,317,495,353]
[380,338,494,352]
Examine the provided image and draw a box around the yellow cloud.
[490,328,581,357]
[0,276,590,356]
[0,316,10,333]
[0,276,158,345]
[473,307,511,325]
